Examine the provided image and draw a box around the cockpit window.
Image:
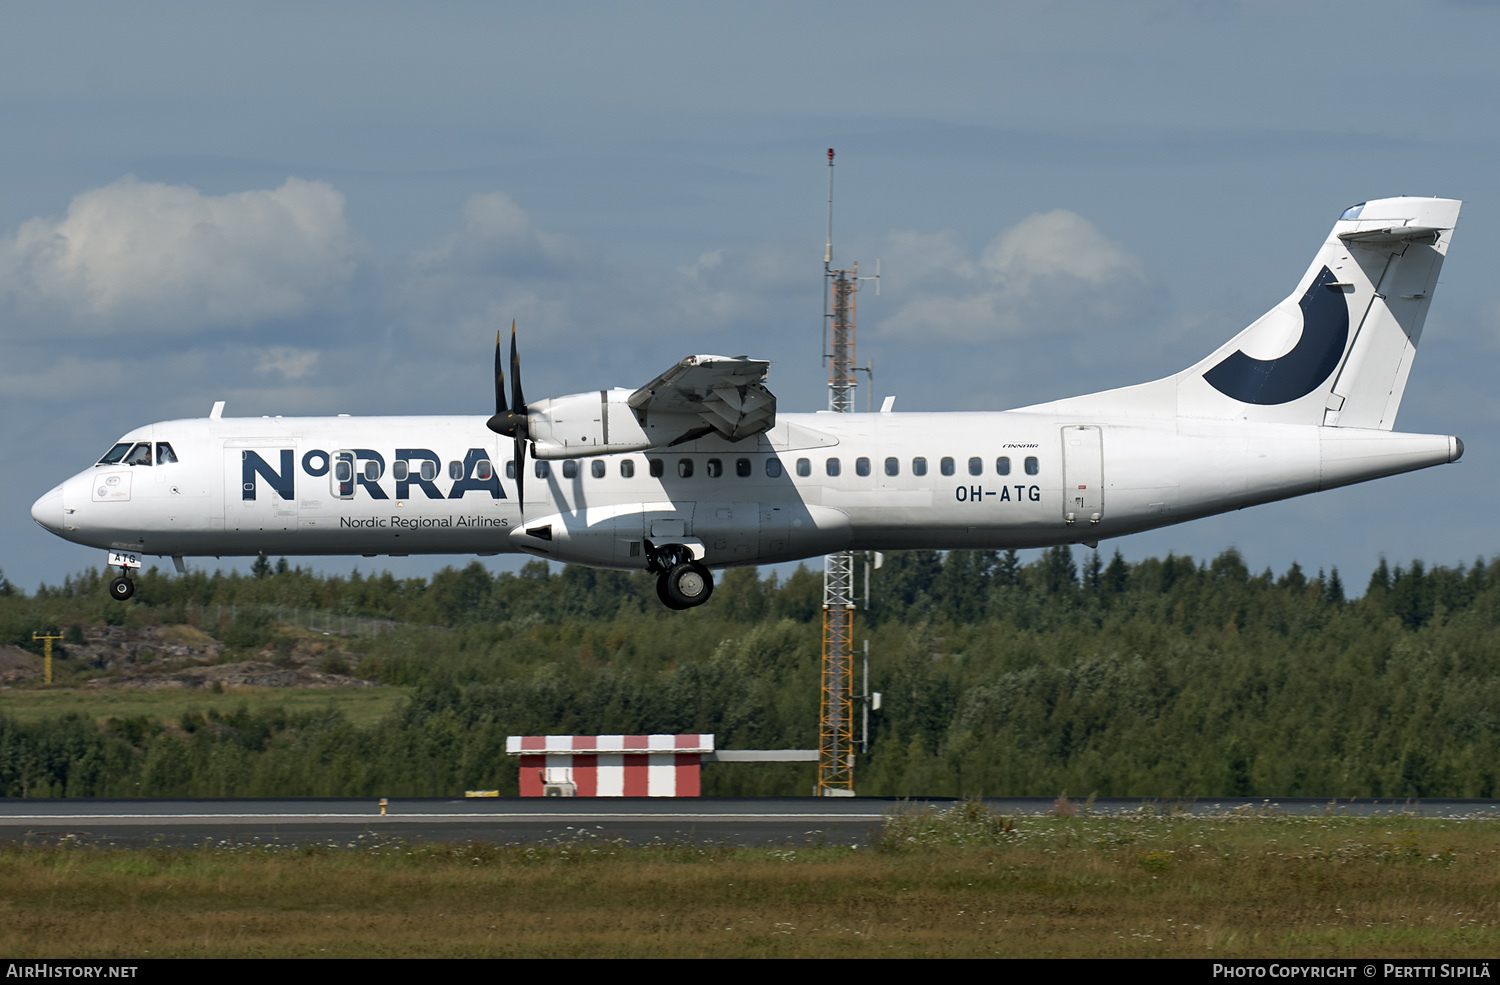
[97,443,132,465]
[1339,203,1365,221]
[156,442,178,465]
[124,443,152,466]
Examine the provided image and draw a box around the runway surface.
[0,796,1495,848]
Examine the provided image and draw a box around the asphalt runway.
[0,796,1495,848]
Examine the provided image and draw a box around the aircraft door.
[223,441,299,536]
[1062,425,1103,525]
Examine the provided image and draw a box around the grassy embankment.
[1,804,1496,958]
[0,686,407,729]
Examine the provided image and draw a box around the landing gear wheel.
[660,560,713,610]
[657,575,688,610]
[110,576,135,601]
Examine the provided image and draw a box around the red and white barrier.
[505,734,715,797]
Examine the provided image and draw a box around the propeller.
[485,321,530,509]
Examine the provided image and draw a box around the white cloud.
[413,191,567,274]
[878,210,1155,343]
[0,176,356,332]
[256,346,320,380]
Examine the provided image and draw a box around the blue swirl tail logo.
[1203,266,1350,405]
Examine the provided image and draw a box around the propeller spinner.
[485,321,530,508]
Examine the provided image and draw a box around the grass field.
[0,685,409,729]
[2,805,1497,958]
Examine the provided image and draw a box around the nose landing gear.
[644,539,714,610]
[106,551,140,601]
[110,574,135,601]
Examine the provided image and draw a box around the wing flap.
[628,355,776,441]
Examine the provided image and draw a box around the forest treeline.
[0,546,1497,799]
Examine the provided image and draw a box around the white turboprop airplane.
[31,196,1462,609]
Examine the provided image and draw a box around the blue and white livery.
[31,197,1464,609]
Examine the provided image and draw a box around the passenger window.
[392,461,409,482]
[449,461,462,481]
[767,459,784,478]
[736,458,752,478]
[996,456,1011,476]
[856,457,870,477]
[364,460,381,482]
[506,461,516,479]
[476,460,493,481]
[125,443,152,466]
[98,443,132,465]
[940,457,955,476]
[826,458,841,477]
[706,459,723,478]
[592,460,606,478]
[649,458,664,478]
[1025,456,1039,475]
[562,460,578,479]
[675,459,692,478]
[156,443,178,465]
[796,458,811,477]
[534,461,550,479]
[334,451,355,499]
[421,460,437,481]
[885,457,899,476]
[912,457,927,476]
[621,460,635,478]
[968,457,982,476]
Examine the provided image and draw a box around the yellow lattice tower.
[820,557,857,794]
[32,632,63,685]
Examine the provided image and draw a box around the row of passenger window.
[796,455,1040,478]
[492,454,1042,480]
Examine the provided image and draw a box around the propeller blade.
[482,321,529,512]
[510,321,525,427]
[494,329,507,417]
[514,434,527,512]
[486,321,528,437]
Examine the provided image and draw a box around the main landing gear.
[644,539,714,610]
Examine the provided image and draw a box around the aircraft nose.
[31,485,63,533]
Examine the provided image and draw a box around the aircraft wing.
[627,355,776,442]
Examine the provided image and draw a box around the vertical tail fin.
[1178,196,1460,428]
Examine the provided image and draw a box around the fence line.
[193,604,397,638]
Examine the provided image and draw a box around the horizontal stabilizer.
[1338,225,1443,244]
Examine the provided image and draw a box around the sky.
[4,1,1499,595]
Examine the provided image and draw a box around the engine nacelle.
[526,356,776,459]
[527,389,655,460]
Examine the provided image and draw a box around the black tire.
[656,574,688,610]
[110,577,135,601]
[662,561,713,609]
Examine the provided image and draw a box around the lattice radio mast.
[819,149,876,796]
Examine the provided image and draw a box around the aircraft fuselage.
[31,409,1459,570]
[28,195,1467,607]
